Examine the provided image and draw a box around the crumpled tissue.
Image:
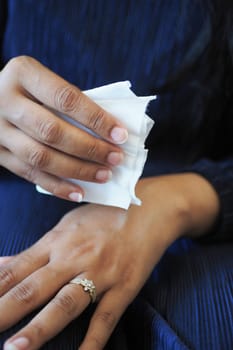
[36,81,155,209]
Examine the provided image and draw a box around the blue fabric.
[0,1,233,349]
[2,0,233,240]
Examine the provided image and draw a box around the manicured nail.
[110,127,128,144]
[68,192,83,202]
[5,337,30,350]
[96,169,112,182]
[107,152,124,166]
[4,344,18,350]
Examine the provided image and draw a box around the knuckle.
[28,147,50,169]
[86,140,99,161]
[0,145,5,157]
[18,250,35,266]
[121,267,138,295]
[10,282,37,305]
[37,120,63,145]
[89,109,106,133]
[11,104,26,123]
[47,181,61,197]
[19,164,38,183]
[0,267,16,288]
[72,165,95,181]
[54,85,80,113]
[52,292,77,316]
[89,335,105,349]
[122,283,135,298]
[5,56,33,75]
[29,322,45,339]
[0,56,34,103]
[72,166,84,179]
[94,311,116,331]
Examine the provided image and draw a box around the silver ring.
[69,277,96,303]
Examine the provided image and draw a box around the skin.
[0,173,220,350]
[0,56,128,202]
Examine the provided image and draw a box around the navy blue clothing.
[0,1,232,349]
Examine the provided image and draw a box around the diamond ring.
[69,277,96,303]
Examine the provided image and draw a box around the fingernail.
[107,152,124,166]
[68,192,83,202]
[96,169,112,182]
[4,344,18,350]
[110,127,128,144]
[5,337,30,350]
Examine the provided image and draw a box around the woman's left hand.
[0,175,219,350]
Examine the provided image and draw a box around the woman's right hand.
[0,56,128,201]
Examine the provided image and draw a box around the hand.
[0,56,128,201]
[0,174,219,350]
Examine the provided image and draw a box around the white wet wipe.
[36,81,155,209]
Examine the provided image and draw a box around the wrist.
[176,173,220,238]
[132,177,192,247]
[135,173,220,244]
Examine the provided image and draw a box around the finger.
[80,287,131,350]
[6,97,124,167]
[3,278,92,350]
[0,147,84,201]
[0,262,79,331]
[9,56,128,144]
[1,123,112,184]
[0,242,49,298]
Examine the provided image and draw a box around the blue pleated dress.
[0,1,232,349]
